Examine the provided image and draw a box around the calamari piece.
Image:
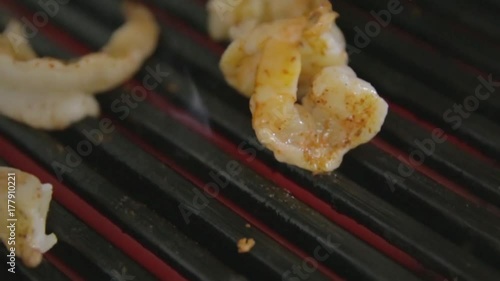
[0,1,160,130]
[207,0,330,41]
[220,4,347,98]
[0,20,37,60]
[0,167,57,268]
[219,5,387,173]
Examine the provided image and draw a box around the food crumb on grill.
[245,223,251,228]
[237,238,255,253]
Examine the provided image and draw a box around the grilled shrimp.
[251,55,387,172]
[207,0,331,41]
[220,3,347,98]
[220,5,388,173]
[220,17,306,98]
[207,0,262,41]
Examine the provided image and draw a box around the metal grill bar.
[347,0,500,76]
[45,203,158,281]
[98,94,432,280]
[0,134,189,281]
[0,123,244,281]
[381,112,500,207]
[415,0,500,43]
[333,0,500,123]
[56,122,337,281]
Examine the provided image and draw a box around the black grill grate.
[1,0,500,281]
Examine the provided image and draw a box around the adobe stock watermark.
[210,0,406,56]
[50,65,170,181]
[178,133,268,224]
[282,235,340,281]
[347,0,406,56]
[384,74,499,191]
[4,0,69,51]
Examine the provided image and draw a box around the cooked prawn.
[219,5,388,173]
[207,0,331,41]
[251,57,387,172]
[220,3,347,98]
